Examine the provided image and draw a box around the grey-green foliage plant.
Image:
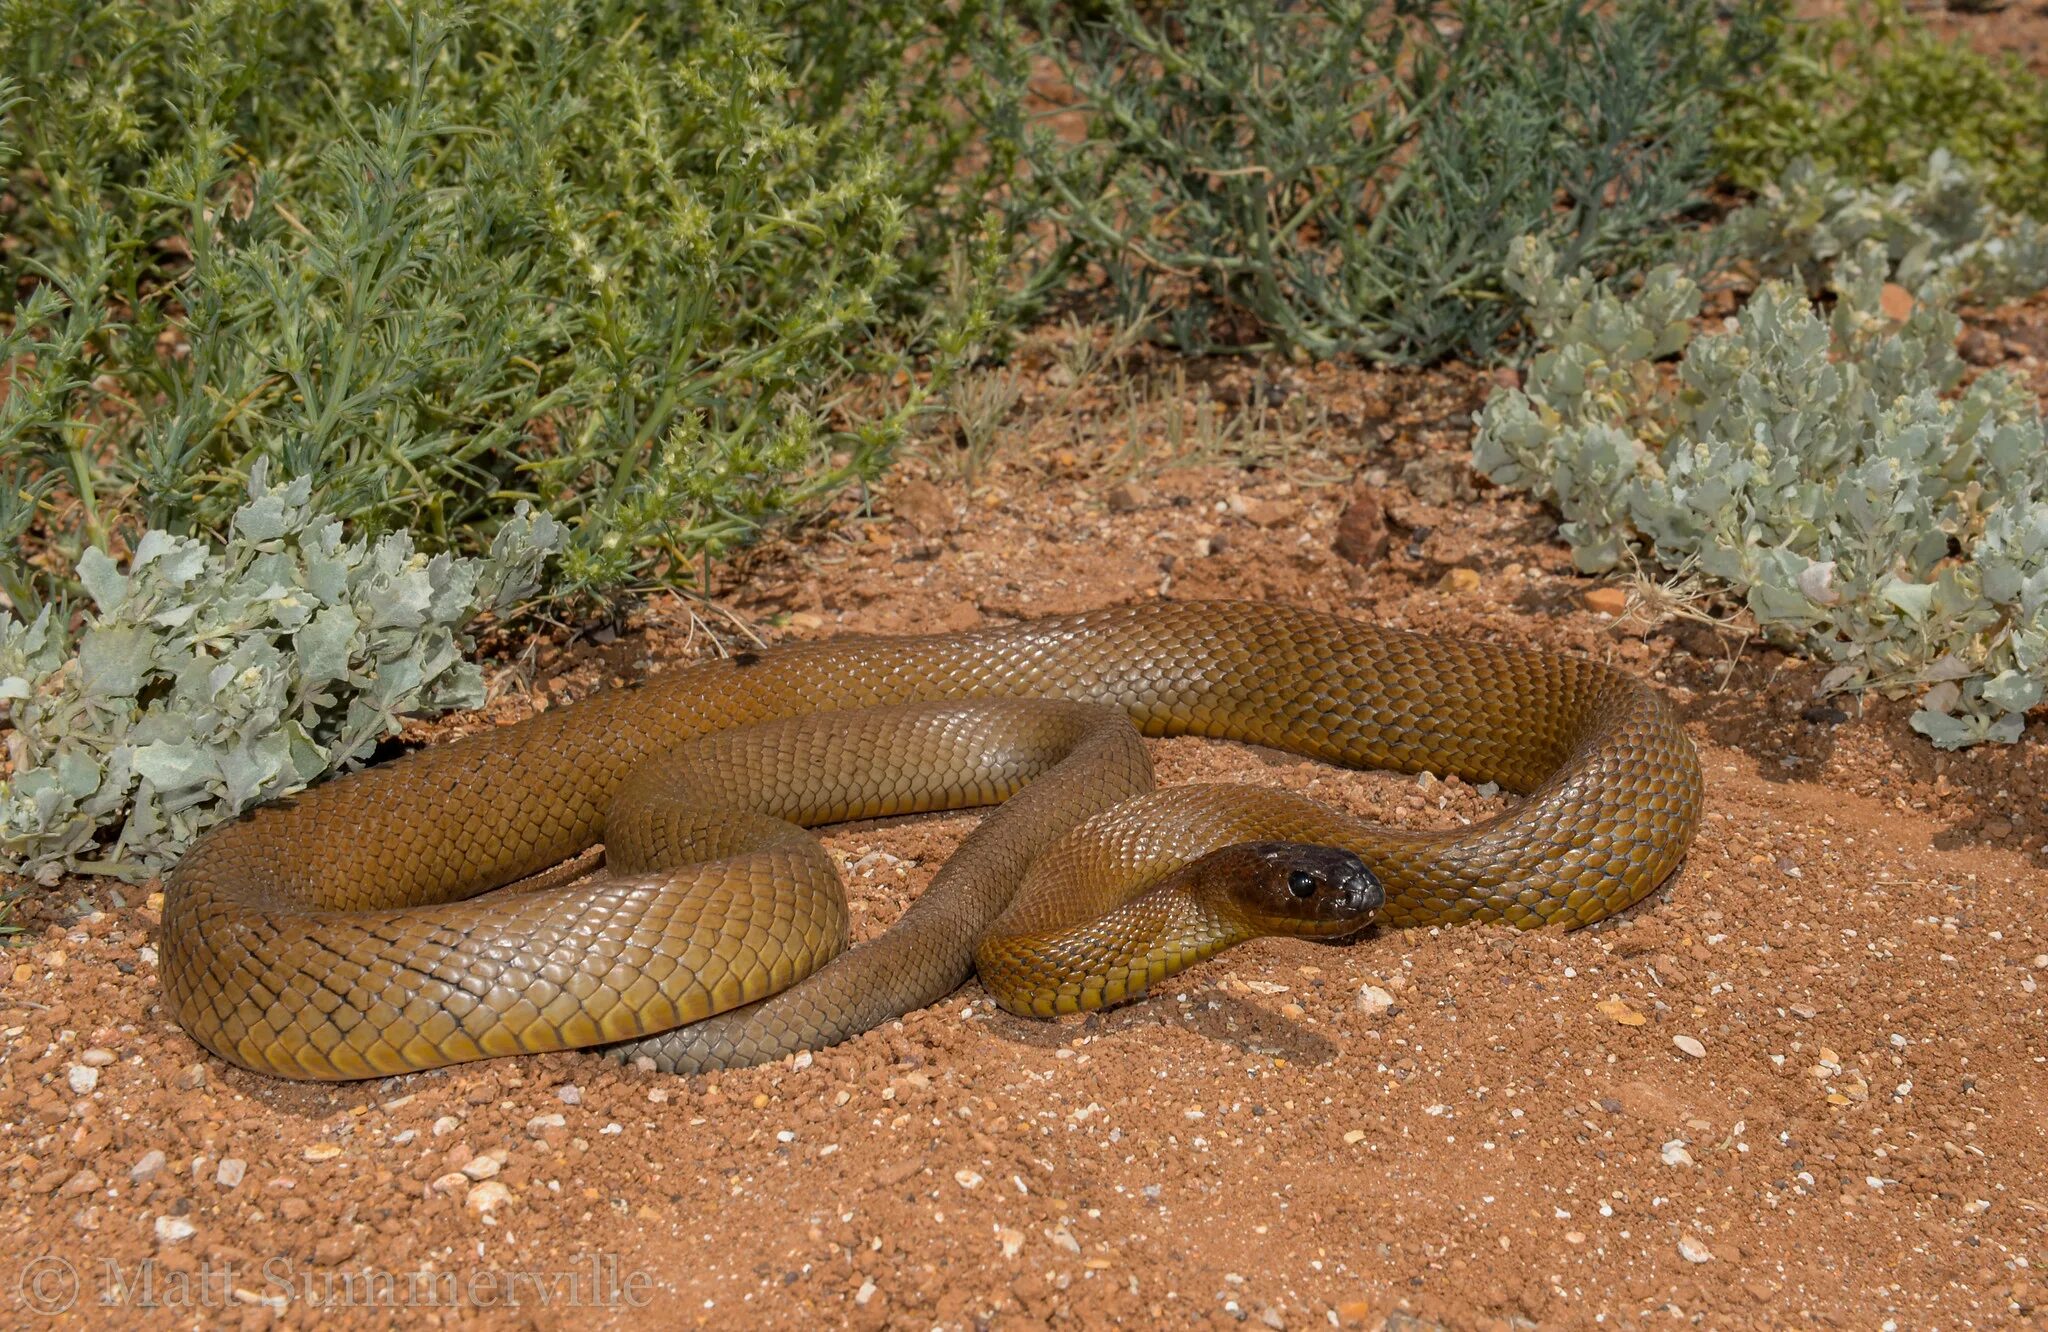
[1477,236,2048,748]
[999,0,1772,362]
[0,0,1004,616]
[1726,151,2048,306]
[0,464,561,882]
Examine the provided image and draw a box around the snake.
[159,600,1703,1081]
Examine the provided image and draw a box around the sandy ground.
[11,6,2048,1325]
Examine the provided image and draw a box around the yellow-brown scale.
[159,602,1704,1080]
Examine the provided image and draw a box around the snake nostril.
[1341,870,1381,911]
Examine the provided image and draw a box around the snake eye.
[1287,870,1318,899]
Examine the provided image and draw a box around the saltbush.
[1724,151,2048,306]
[0,463,560,881]
[1476,236,2048,748]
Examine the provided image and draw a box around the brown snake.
[160,601,1703,1080]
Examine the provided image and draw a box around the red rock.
[1333,486,1390,567]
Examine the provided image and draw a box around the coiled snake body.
[160,602,1702,1080]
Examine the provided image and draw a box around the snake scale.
[160,601,1703,1080]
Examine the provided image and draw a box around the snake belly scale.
[159,601,1704,1080]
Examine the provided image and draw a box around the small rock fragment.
[79,1047,116,1068]
[1673,1035,1707,1059]
[954,1169,983,1190]
[1106,481,1152,513]
[1437,567,1481,594]
[1583,586,1630,617]
[1357,985,1395,1015]
[1597,997,1647,1026]
[302,1144,342,1163]
[1333,486,1389,567]
[1677,1236,1714,1264]
[172,1063,208,1091]
[1240,498,1293,529]
[557,1084,583,1106]
[1660,1140,1695,1167]
[58,1169,101,1198]
[155,1216,196,1245]
[131,1151,166,1183]
[855,1278,878,1306]
[465,1181,514,1216]
[216,1159,247,1189]
[67,1065,99,1095]
[313,1234,355,1265]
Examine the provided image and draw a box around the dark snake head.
[1209,841,1383,939]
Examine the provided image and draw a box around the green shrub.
[1716,0,2048,221]
[0,463,560,881]
[1477,236,2048,748]
[997,0,1772,362]
[0,0,1003,615]
[1725,151,2048,306]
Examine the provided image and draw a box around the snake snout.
[1334,858,1383,914]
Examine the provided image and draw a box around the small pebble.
[216,1158,247,1189]
[67,1065,99,1095]
[1660,1140,1695,1168]
[855,1278,878,1306]
[155,1216,196,1245]
[557,1084,583,1106]
[1673,1035,1707,1059]
[131,1150,166,1183]
[1357,985,1395,1015]
[432,1116,460,1137]
[1677,1236,1714,1264]
[58,1169,101,1198]
[79,1047,116,1067]
[1583,586,1629,616]
[465,1181,514,1216]
[954,1169,983,1189]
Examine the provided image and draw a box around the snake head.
[1213,841,1383,939]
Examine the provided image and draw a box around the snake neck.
[975,866,1259,1017]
